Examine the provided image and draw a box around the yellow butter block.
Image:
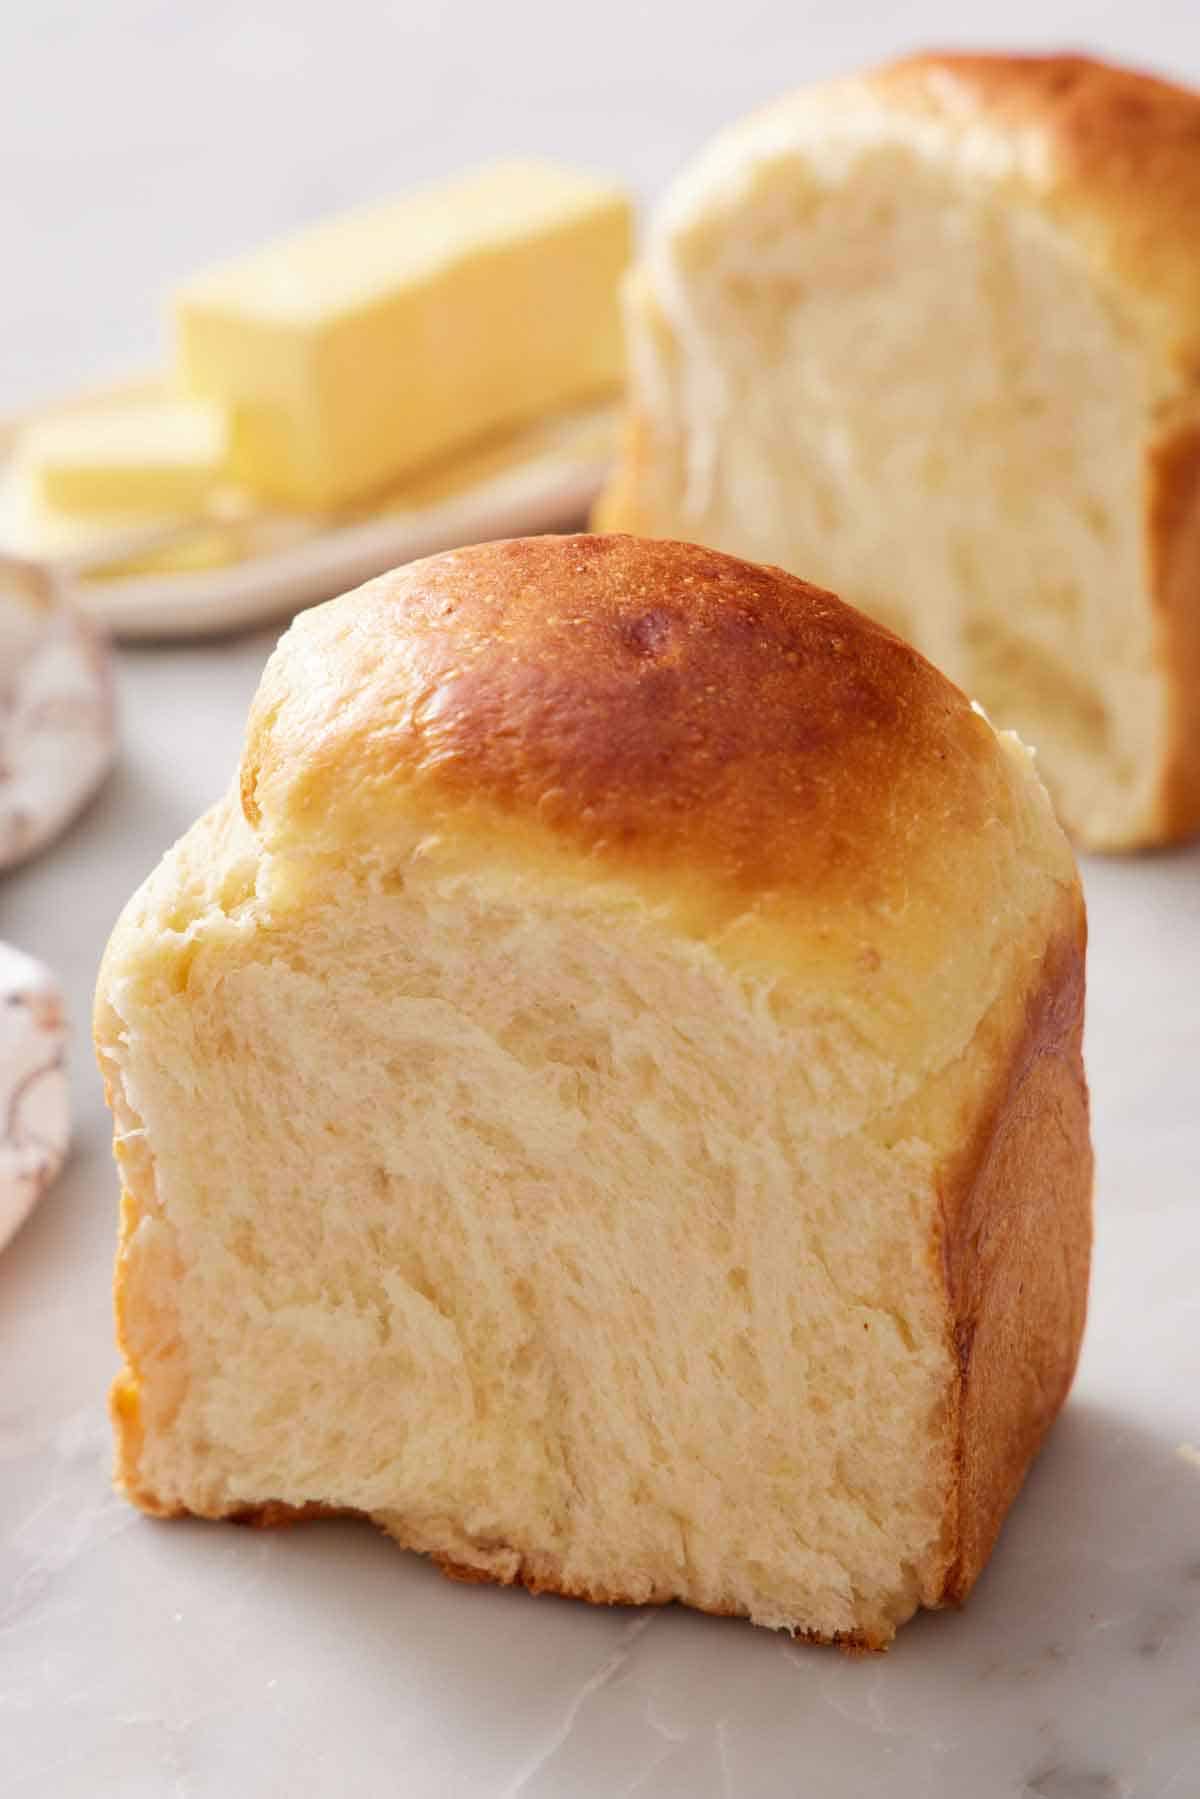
[23,399,228,515]
[0,457,239,574]
[175,161,633,510]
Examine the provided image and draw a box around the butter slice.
[0,458,239,575]
[175,161,633,510]
[23,399,227,515]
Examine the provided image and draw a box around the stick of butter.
[22,399,227,515]
[175,161,633,510]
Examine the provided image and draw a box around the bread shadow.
[244,1390,1197,1644]
[901,1393,1200,1664]
[72,1389,1184,1798]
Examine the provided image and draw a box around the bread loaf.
[96,534,1091,1646]
[597,53,1200,851]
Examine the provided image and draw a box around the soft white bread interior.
[596,53,1200,851]
[96,534,1091,1647]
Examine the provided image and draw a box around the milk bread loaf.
[96,534,1091,1646]
[597,54,1200,850]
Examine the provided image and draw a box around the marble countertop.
[4,633,1199,1798]
[3,3,1200,1793]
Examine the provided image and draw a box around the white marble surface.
[3,3,1200,1794]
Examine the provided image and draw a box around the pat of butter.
[175,160,633,510]
[0,458,238,575]
[22,400,227,515]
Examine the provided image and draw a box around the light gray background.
[8,0,1200,407]
[3,4,1199,1796]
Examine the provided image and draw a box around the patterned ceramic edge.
[0,941,69,1252]
[0,556,116,871]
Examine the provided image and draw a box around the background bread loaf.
[597,53,1200,851]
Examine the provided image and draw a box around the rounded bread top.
[241,536,1075,1021]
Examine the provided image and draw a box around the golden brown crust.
[869,53,1200,378]
[937,907,1092,1602]
[241,533,1049,944]
[228,1499,347,1530]
[1145,419,1200,842]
